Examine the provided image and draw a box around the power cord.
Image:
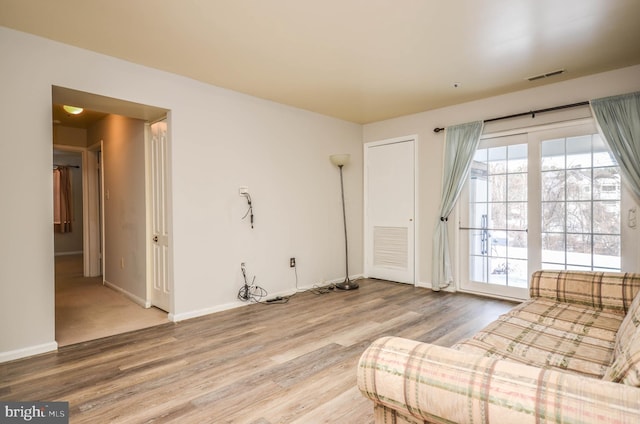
[237,263,266,302]
[243,257,363,305]
[241,193,254,228]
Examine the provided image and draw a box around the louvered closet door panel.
[374,226,408,269]
[365,139,415,284]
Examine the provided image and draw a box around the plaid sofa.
[357,271,640,423]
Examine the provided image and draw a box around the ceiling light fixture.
[63,105,84,115]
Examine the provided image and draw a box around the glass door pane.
[468,143,528,289]
[540,133,621,271]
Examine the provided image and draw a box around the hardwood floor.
[1,279,517,423]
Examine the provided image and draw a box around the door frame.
[86,141,103,278]
[53,144,102,277]
[363,135,418,284]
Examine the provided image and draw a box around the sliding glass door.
[459,121,623,300]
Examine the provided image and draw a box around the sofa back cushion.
[530,270,640,314]
[604,291,640,386]
[604,330,640,385]
[614,290,640,356]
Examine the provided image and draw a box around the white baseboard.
[0,342,58,363]
[170,274,366,322]
[170,301,246,322]
[294,274,364,291]
[103,280,151,308]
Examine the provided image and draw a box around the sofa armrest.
[529,270,640,314]
[358,336,640,424]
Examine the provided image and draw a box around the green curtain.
[432,121,483,291]
[591,91,640,202]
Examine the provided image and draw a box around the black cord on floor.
[249,260,362,306]
[237,282,267,303]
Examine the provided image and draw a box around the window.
[541,134,620,271]
[460,121,627,300]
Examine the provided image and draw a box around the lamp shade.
[330,154,351,167]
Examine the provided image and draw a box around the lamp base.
[335,279,359,290]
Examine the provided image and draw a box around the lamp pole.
[335,162,358,290]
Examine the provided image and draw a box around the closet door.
[364,137,415,284]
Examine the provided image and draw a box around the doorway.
[364,136,417,284]
[52,86,171,345]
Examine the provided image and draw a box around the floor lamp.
[330,154,358,290]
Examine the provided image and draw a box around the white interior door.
[365,137,415,284]
[148,119,170,312]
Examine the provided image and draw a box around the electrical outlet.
[290,257,296,268]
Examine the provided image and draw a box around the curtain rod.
[53,164,80,168]
[433,100,590,133]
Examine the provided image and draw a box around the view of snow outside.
[469,133,620,289]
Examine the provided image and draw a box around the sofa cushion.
[454,298,622,378]
[529,270,640,314]
[603,291,640,386]
[613,290,640,357]
[604,329,640,385]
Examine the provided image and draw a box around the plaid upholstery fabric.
[358,271,640,423]
[614,289,640,357]
[605,329,640,385]
[604,292,640,385]
[530,270,640,314]
[358,336,640,424]
[453,298,623,378]
[374,404,426,424]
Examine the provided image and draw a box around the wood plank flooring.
[1,279,517,423]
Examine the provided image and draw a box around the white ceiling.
[2,0,640,124]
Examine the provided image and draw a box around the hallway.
[55,254,169,346]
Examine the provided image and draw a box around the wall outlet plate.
[239,186,249,195]
[290,257,296,267]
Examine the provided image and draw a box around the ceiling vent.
[527,69,566,82]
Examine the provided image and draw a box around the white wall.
[0,26,363,361]
[363,64,640,288]
[88,115,147,300]
[53,125,87,148]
